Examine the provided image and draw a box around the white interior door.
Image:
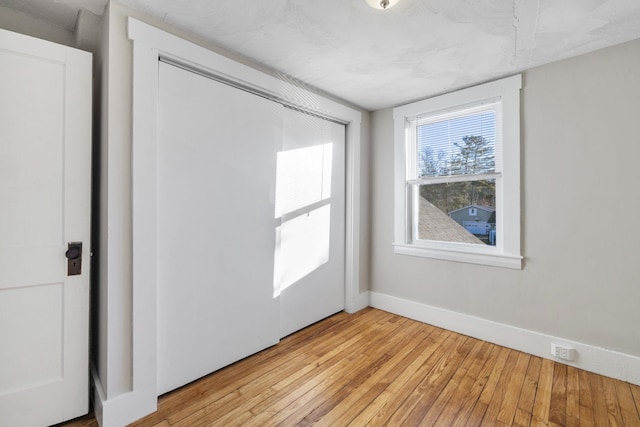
[276,109,346,338]
[156,62,282,395]
[0,29,91,426]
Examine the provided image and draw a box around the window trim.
[393,75,522,269]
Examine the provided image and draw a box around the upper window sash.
[410,97,501,125]
[406,99,502,182]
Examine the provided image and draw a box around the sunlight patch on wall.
[273,143,333,297]
[273,204,331,296]
[274,143,332,218]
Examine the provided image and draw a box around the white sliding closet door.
[156,62,281,395]
[276,109,346,338]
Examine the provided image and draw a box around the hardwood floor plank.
[495,352,531,426]
[566,366,580,427]
[632,384,640,400]
[401,336,477,426]
[291,320,421,425]
[382,333,470,426]
[578,368,595,427]
[631,384,640,419]
[615,380,640,426]
[347,327,451,426]
[262,315,412,426]
[531,358,554,426]
[512,356,542,427]
[602,376,625,426]
[419,339,486,426]
[478,350,520,426]
[433,341,494,426]
[590,373,611,426]
[549,361,567,427]
[463,345,511,427]
[242,357,358,426]
[364,328,457,426]
[312,322,435,426]
[61,308,640,427]
[248,355,363,426]
[287,355,390,423]
[252,312,407,423]
[448,344,502,427]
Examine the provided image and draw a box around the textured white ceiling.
[6,0,640,110]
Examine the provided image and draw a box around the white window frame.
[393,75,522,269]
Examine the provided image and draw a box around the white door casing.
[0,29,91,426]
[126,18,362,424]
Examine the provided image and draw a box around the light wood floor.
[65,308,640,426]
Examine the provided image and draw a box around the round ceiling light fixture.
[365,0,401,10]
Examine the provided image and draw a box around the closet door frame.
[127,17,364,412]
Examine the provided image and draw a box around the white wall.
[0,6,74,46]
[98,0,133,400]
[370,38,640,358]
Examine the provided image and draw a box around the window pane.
[417,110,497,178]
[417,180,496,245]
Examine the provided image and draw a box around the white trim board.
[91,365,156,427]
[347,291,371,314]
[369,291,640,386]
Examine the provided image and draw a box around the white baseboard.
[91,365,157,427]
[369,291,640,386]
[346,291,370,313]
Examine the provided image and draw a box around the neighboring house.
[419,198,484,245]
[448,204,496,237]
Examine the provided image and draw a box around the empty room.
[1,0,639,426]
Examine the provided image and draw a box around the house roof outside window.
[418,197,484,245]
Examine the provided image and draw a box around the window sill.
[393,243,523,269]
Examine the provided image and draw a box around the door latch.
[65,242,82,276]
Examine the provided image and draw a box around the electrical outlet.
[551,343,575,361]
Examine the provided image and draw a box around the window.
[393,75,522,269]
